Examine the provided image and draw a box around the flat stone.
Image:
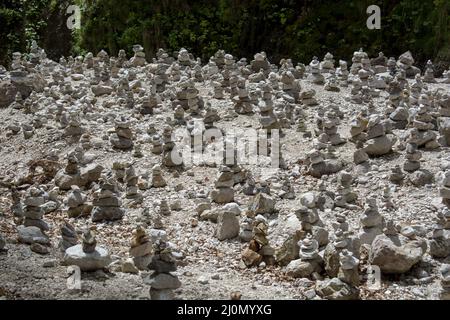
[17,226,50,245]
[63,244,111,272]
[144,273,181,290]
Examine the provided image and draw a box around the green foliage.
[0,0,449,70]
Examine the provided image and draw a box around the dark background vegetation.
[0,0,449,72]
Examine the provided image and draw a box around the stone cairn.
[124,164,143,205]
[59,221,78,252]
[316,110,346,146]
[295,194,329,247]
[151,165,167,188]
[211,165,235,204]
[287,234,323,279]
[350,48,367,75]
[280,70,301,102]
[320,52,335,73]
[423,60,436,83]
[145,235,181,300]
[162,126,183,167]
[324,71,340,92]
[324,228,359,278]
[151,134,163,155]
[336,60,349,86]
[173,105,185,125]
[337,249,360,290]
[358,197,383,245]
[403,142,422,172]
[300,89,318,106]
[110,116,134,150]
[66,185,91,218]
[212,80,224,99]
[175,77,203,115]
[130,44,146,67]
[129,226,153,270]
[397,51,421,78]
[158,199,171,216]
[429,211,450,259]
[241,215,274,267]
[440,171,450,208]
[23,186,49,232]
[91,174,125,222]
[258,82,280,132]
[233,77,254,114]
[409,102,440,150]
[309,56,325,84]
[63,228,111,271]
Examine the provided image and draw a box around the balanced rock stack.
[129,226,153,270]
[63,228,111,271]
[320,52,335,73]
[233,77,254,114]
[173,105,185,125]
[211,165,235,204]
[280,70,301,102]
[429,215,450,259]
[363,114,395,157]
[66,185,91,218]
[162,126,183,167]
[423,60,436,83]
[124,164,143,205]
[151,134,163,155]
[306,148,343,178]
[396,51,421,77]
[241,215,274,267]
[91,175,125,222]
[437,93,450,146]
[350,48,367,75]
[409,103,439,150]
[130,45,146,67]
[309,57,324,84]
[358,197,383,245]
[295,196,329,247]
[286,235,323,279]
[440,171,450,208]
[175,77,202,114]
[110,116,134,150]
[59,222,78,252]
[145,236,181,300]
[23,186,49,232]
[324,72,340,92]
[403,142,422,172]
[336,60,349,86]
[151,165,167,188]
[317,111,346,146]
[300,89,318,106]
[250,52,270,75]
[258,83,280,132]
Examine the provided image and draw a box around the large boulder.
[249,192,275,214]
[11,73,46,98]
[17,226,50,245]
[369,234,426,274]
[364,135,395,156]
[285,258,322,278]
[0,80,18,108]
[215,210,239,240]
[315,278,359,300]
